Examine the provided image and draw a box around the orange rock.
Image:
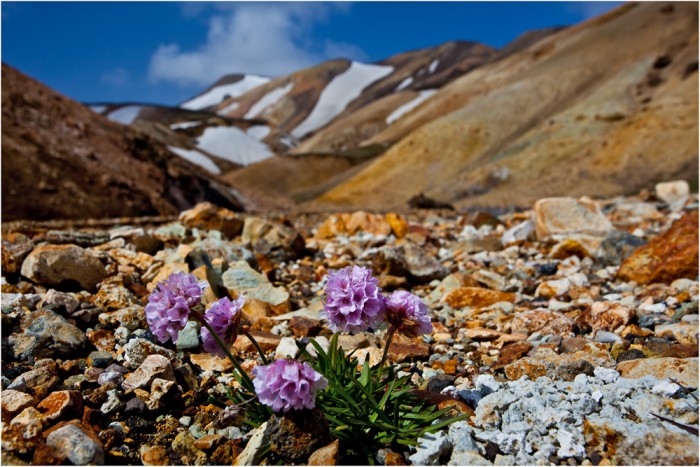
[510,308,574,335]
[37,391,84,422]
[462,327,503,340]
[316,211,393,238]
[617,210,698,284]
[308,439,339,466]
[492,342,533,370]
[385,212,408,238]
[443,287,516,309]
[443,359,459,375]
[233,330,280,353]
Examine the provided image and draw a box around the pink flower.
[200,296,245,358]
[145,272,206,344]
[384,290,433,337]
[253,359,327,412]
[322,266,385,333]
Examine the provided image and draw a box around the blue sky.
[2,2,621,106]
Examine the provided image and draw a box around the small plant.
[145,265,465,464]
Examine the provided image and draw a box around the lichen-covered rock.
[8,309,86,361]
[266,408,331,464]
[46,423,105,465]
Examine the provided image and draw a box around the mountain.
[315,2,699,210]
[1,64,249,222]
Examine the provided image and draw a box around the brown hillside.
[316,2,699,210]
[1,64,247,221]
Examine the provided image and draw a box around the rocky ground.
[1,180,698,466]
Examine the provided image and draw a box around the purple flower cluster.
[201,296,245,358]
[146,272,206,343]
[322,265,385,333]
[384,290,433,337]
[253,359,328,412]
[322,266,432,337]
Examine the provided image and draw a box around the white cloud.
[148,3,365,87]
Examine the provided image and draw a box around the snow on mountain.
[196,126,272,166]
[107,105,142,124]
[168,146,221,174]
[219,101,240,114]
[386,90,438,125]
[428,59,440,73]
[395,76,414,92]
[247,125,270,140]
[291,62,394,138]
[181,75,270,110]
[244,82,294,119]
[170,121,201,130]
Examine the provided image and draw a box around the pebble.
[21,244,107,291]
[46,423,105,465]
[122,354,175,391]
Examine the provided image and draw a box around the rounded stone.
[46,424,105,465]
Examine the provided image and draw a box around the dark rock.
[535,263,559,277]
[373,243,448,284]
[130,235,164,255]
[289,316,322,337]
[408,193,454,210]
[427,374,456,393]
[241,217,305,261]
[600,230,646,266]
[125,397,146,414]
[266,408,332,464]
[87,351,113,368]
[638,314,671,328]
[553,360,595,381]
[179,202,244,239]
[616,349,646,363]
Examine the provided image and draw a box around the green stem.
[243,329,270,365]
[380,326,397,370]
[193,311,254,391]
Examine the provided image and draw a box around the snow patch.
[244,82,294,119]
[280,136,298,148]
[89,105,107,114]
[386,90,437,125]
[292,61,394,138]
[181,75,270,110]
[247,125,270,140]
[395,76,413,92]
[170,121,201,130]
[107,105,142,124]
[219,101,240,115]
[196,126,272,166]
[428,59,440,74]
[168,146,221,174]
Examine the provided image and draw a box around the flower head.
[253,359,328,412]
[145,272,206,344]
[384,290,433,337]
[322,265,386,333]
[201,296,245,358]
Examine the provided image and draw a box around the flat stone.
[7,366,60,399]
[505,346,614,381]
[1,389,37,420]
[316,211,393,238]
[463,327,503,340]
[122,355,175,391]
[492,342,533,370]
[443,287,515,309]
[179,202,244,239]
[98,306,147,331]
[87,351,113,368]
[510,308,574,335]
[288,316,322,337]
[176,320,201,349]
[472,270,506,291]
[617,357,698,387]
[235,422,268,466]
[40,289,80,313]
[241,217,305,260]
[308,439,339,466]
[233,330,280,354]
[37,390,84,422]
[193,434,226,451]
[20,244,106,291]
[8,309,87,361]
[617,210,698,284]
[222,261,290,310]
[583,417,697,465]
[189,353,233,372]
[534,197,613,240]
[388,334,430,363]
[655,322,698,345]
[46,423,105,465]
[122,337,177,369]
